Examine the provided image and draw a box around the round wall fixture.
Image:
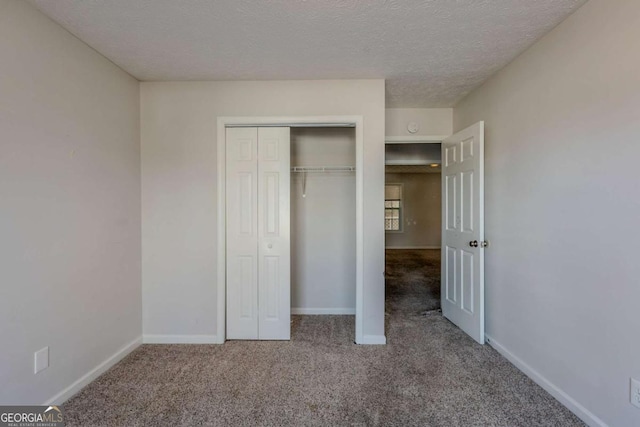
[407,121,419,134]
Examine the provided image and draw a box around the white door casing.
[441,121,485,344]
[257,127,291,340]
[226,127,291,340]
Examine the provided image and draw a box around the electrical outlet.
[631,378,640,409]
[34,347,49,374]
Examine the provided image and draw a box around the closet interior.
[290,127,356,316]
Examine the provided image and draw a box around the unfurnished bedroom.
[1,1,639,426]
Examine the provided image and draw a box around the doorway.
[385,121,485,344]
[384,143,442,317]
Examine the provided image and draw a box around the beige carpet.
[62,249,584,426]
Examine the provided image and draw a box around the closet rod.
[290,166,356,173]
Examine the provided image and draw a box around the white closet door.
[257,127,291,340]
[226,127,259,339]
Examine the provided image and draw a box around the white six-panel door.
[226,127,259,339]
[226,127,291,340]
[257,128,291,340]
[441,121,485,344]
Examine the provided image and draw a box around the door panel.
[445,174,457,231]
[238,256,254,318]
[445,145,457,167]
[441,121,485,344]
[461,250,474,314]
[461,170,474,232]
[445,246,457,304]
[264,172,280,235]
[264,256,279,319]
[226,127,259,339]
[239,173,254,234]
[257,127,291,340]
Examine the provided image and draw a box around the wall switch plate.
[34,347,49,374]
[631,378,640,409]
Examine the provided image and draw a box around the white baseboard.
[143,334,221,344]
[358,334,387,345]
[44,336,142,405]
[292,307,355,315]
[385,246,441,250]
[485,334,608,427]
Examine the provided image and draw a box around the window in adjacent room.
[385,183,403,232]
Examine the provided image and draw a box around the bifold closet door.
[257,127,291,340]
[226,127,259,339]
[226,127,290,340]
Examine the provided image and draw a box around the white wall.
[385,173,441,249]
[454,0,640,425]
[291,128,356,313]
[0,0,140,404]
[141,80,385,341]
[386,108,452,136]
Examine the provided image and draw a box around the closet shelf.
[291,166,355,173]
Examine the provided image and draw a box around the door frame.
[217,116,365,344]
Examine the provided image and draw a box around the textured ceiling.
[30,0,586,107]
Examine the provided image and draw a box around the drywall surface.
[385,173,441,248]
[141,80,385,339]
[0,0,140,404]
[454,0,640,425]
[291,128,356,313]
[385,108,452,136]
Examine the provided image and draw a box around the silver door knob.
[469,240,478,247]
[267,243,273,249]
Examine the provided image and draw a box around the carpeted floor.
[62,249,584,426]
[385,249,441,316]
